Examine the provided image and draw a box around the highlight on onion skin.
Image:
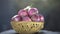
[28,8,39,17]
[40,15,44,22]
[18,9,28,17]
[11,15,21,21]
[22,16,32,21]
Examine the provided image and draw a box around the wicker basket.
[11,21,44,34]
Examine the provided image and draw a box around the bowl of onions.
[11,6,44,34]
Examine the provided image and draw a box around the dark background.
[0,0,60,32]
[0,0,18,32]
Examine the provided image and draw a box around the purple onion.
[31,14,44,22]
[22,16,31,21]
[28,8,38,16]
[11,15,21,21]
[18,9,28,17]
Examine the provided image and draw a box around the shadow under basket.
[11,21,44,34]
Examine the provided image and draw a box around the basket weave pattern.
[11,21,44,34]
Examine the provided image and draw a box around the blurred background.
[0,0,60,32]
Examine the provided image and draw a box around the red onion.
[31,14,44,22]
[18,9,28,17]
[22,16,31,21]
[11,15,21,21]
[28,8,38,16]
